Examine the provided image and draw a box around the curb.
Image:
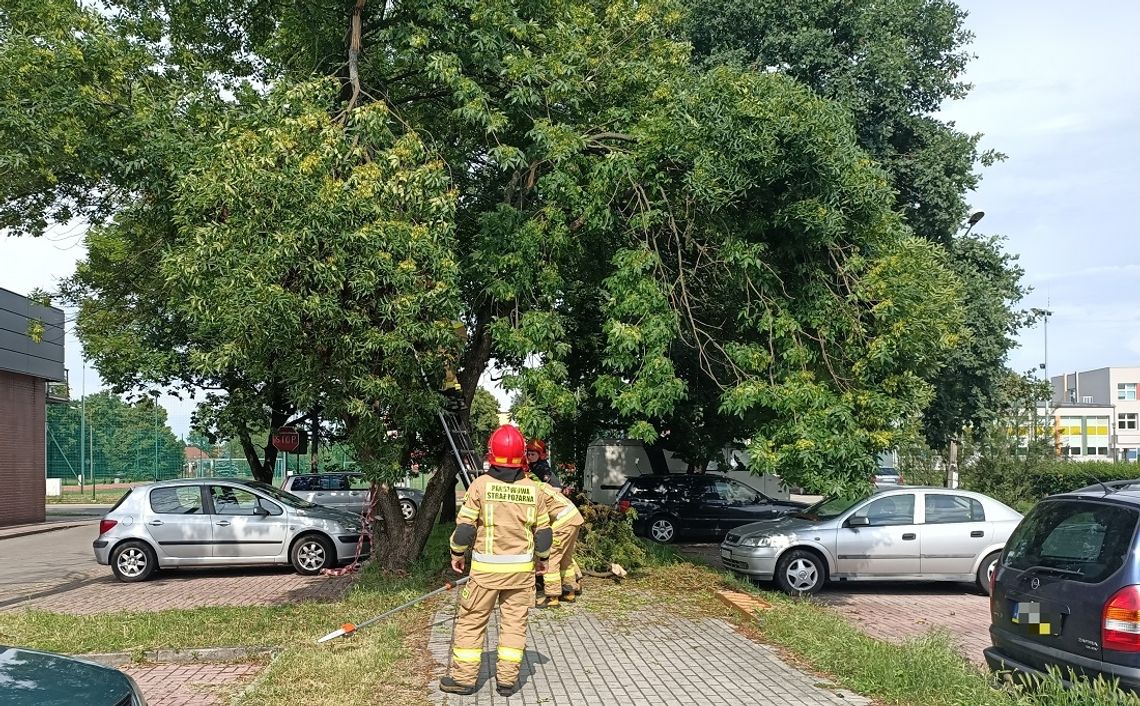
[78,645,279,667]
[715,589,771,618]
[0,522,89,542]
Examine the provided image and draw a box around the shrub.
[574,504,649,573]
[961,457,1140,512]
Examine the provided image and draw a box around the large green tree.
[685,0,1027,452]
[7,0,968,568]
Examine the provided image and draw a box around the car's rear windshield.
[877,468,899,477]
[1003,498,1139,584]
[796,496,862,521]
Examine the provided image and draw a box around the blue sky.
[2,0,1138,437]
[941,1,1140,377]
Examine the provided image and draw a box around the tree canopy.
[1,0,1024,568]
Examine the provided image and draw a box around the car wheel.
[399,498,417,521]
[775,549,826,596]
[649,516,677,544]
[111,540,158,583]
[291,534,335,575]
[977,551,1001,595]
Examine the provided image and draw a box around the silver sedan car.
[93,478,369,582]
[720,487,1022,595]
[280,472,424,520]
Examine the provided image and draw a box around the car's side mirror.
[847,515,870,527]
[253,505,270,517]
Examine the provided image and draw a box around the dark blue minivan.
[986,481,1140,690]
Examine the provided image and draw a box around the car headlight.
[739,536,771,548]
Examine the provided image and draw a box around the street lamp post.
[946,211,985,488]
[152,391,160,482]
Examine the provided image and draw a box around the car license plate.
[1011,601,1063,636]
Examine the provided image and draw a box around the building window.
[1067,446,1082,456]
[1121,413,1138,431]
[1119,383,1137,400]
[1093,447,1109,456]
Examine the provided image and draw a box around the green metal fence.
[47,403,185,485]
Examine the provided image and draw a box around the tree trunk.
[238,427,279,483]
[371,310,495,570]
[372,456,459,571]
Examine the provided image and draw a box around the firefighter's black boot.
[439,677,476,695]
[496,680,517,697]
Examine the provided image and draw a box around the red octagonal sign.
[272,426,301,452]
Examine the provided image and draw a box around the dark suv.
[614,474,805,543]
[987,480,1140,690]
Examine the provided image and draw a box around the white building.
[1050,367,1140,461]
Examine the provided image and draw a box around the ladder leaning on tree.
[439,408,482,489]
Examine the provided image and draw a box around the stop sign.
[272,426,301,452]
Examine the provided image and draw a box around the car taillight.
[617,500,631,513]
[99,519,118,536]
[1104,585,1140,651]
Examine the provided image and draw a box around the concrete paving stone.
[122,661,264,706]
[2,566,354,614]
[427,603,869,706]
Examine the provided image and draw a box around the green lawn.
[46,490,128,504]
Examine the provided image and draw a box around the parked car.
[0,645,147,705]
[872,467,905,489]
[93,478,368,582]
[614,474,807,543]
[720,487,1022,595]
[986,480,1140,692]
[281,472,424,520]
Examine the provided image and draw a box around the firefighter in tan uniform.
[534,478,584,608]
[440,425,554,697]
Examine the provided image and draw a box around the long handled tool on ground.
[316,576,471,643]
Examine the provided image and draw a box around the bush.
[573,504,649,573]
[962,457,1140,512]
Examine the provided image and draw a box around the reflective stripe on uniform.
[458,506,479,521]
[534,512,550,526]
[471,560,534,573]
[552,511,578,530]
[453,647,482,663]
[449,540,468,554]
[561,569,578,579]
[472,552,534,563]
[526,507,535,555]
[484,503,494,554]
[498,646,524,663]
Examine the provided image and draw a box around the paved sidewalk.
[815,584,990,664]
[426,603,869,705]
[3,566,353,614]
[124,662,265,706]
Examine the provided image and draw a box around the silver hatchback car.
[93,478,370,582]
[721,487,1022,595]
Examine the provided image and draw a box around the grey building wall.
[0,287,65,382]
